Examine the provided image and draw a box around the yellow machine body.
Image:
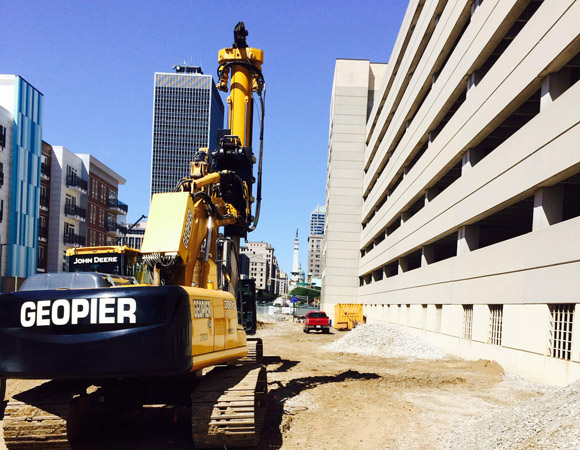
[183,286,248,371]
[65,245,151,284]
[66,245,137,257]
[140,192,208,281]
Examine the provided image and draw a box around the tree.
[257,289,276,303]
[289,286,320,303]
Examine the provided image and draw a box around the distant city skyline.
[2,0,408,274]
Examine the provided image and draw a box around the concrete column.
[457,224,480,254]
[384,263,397,278]
[399,256,409,273]
[466,70,483,98]
[471,0,482,16]
[432,73,439,86]
[461,147,486,175]
[421,245,434,266]
[533,185,564,231]
[425,187,441,204]
[541,69,572,110]
[428,130,439,145]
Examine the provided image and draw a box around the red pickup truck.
[303,311,330,333]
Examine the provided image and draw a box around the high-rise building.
[308,206,325,279]
[323,0,580,385]
[309,205,325,236]
[150,65,224,195]
[307,235,324,279]
[240,241,279,293]
[0,75,43,289]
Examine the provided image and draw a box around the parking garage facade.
[322,0,580,385]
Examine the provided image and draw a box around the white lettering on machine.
[73,256,118,264]
[20,298,137,327]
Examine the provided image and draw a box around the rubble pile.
[442,378,580,449]
[324,323,446,360]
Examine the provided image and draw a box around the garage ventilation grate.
[549,304,574,361]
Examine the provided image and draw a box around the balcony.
[38,226,48,242]
[63,232,86,247]
[64,204,86,221]
[40,195,49,211]
[65,174,88,193]
[107,198,128,215]
[106,220,126,237]
[41,163,50,181]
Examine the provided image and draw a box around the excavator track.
[241,338,263,364]
[191,363,268,448]
[2,382,86,450]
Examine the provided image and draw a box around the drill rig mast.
[141,21,265,297]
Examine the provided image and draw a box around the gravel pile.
[324,323,446,360]
[441,378,580,449]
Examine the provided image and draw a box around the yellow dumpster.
[334,304,364,330]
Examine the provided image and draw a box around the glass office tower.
[150,65,224,195]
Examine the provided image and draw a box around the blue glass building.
[0,76,43,278]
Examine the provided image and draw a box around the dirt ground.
[0,320,544,449]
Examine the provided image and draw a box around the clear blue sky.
[2,0,407,275]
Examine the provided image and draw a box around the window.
[0,125,6,149]
[549,304,574,360]
[67,165,77,179]
[489,305,503,346]
[463,305,473,340]
[65,222,75,237]
[0,200,3,222]
[0,162,3,186]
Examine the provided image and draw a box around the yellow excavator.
[0,22,267,449]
